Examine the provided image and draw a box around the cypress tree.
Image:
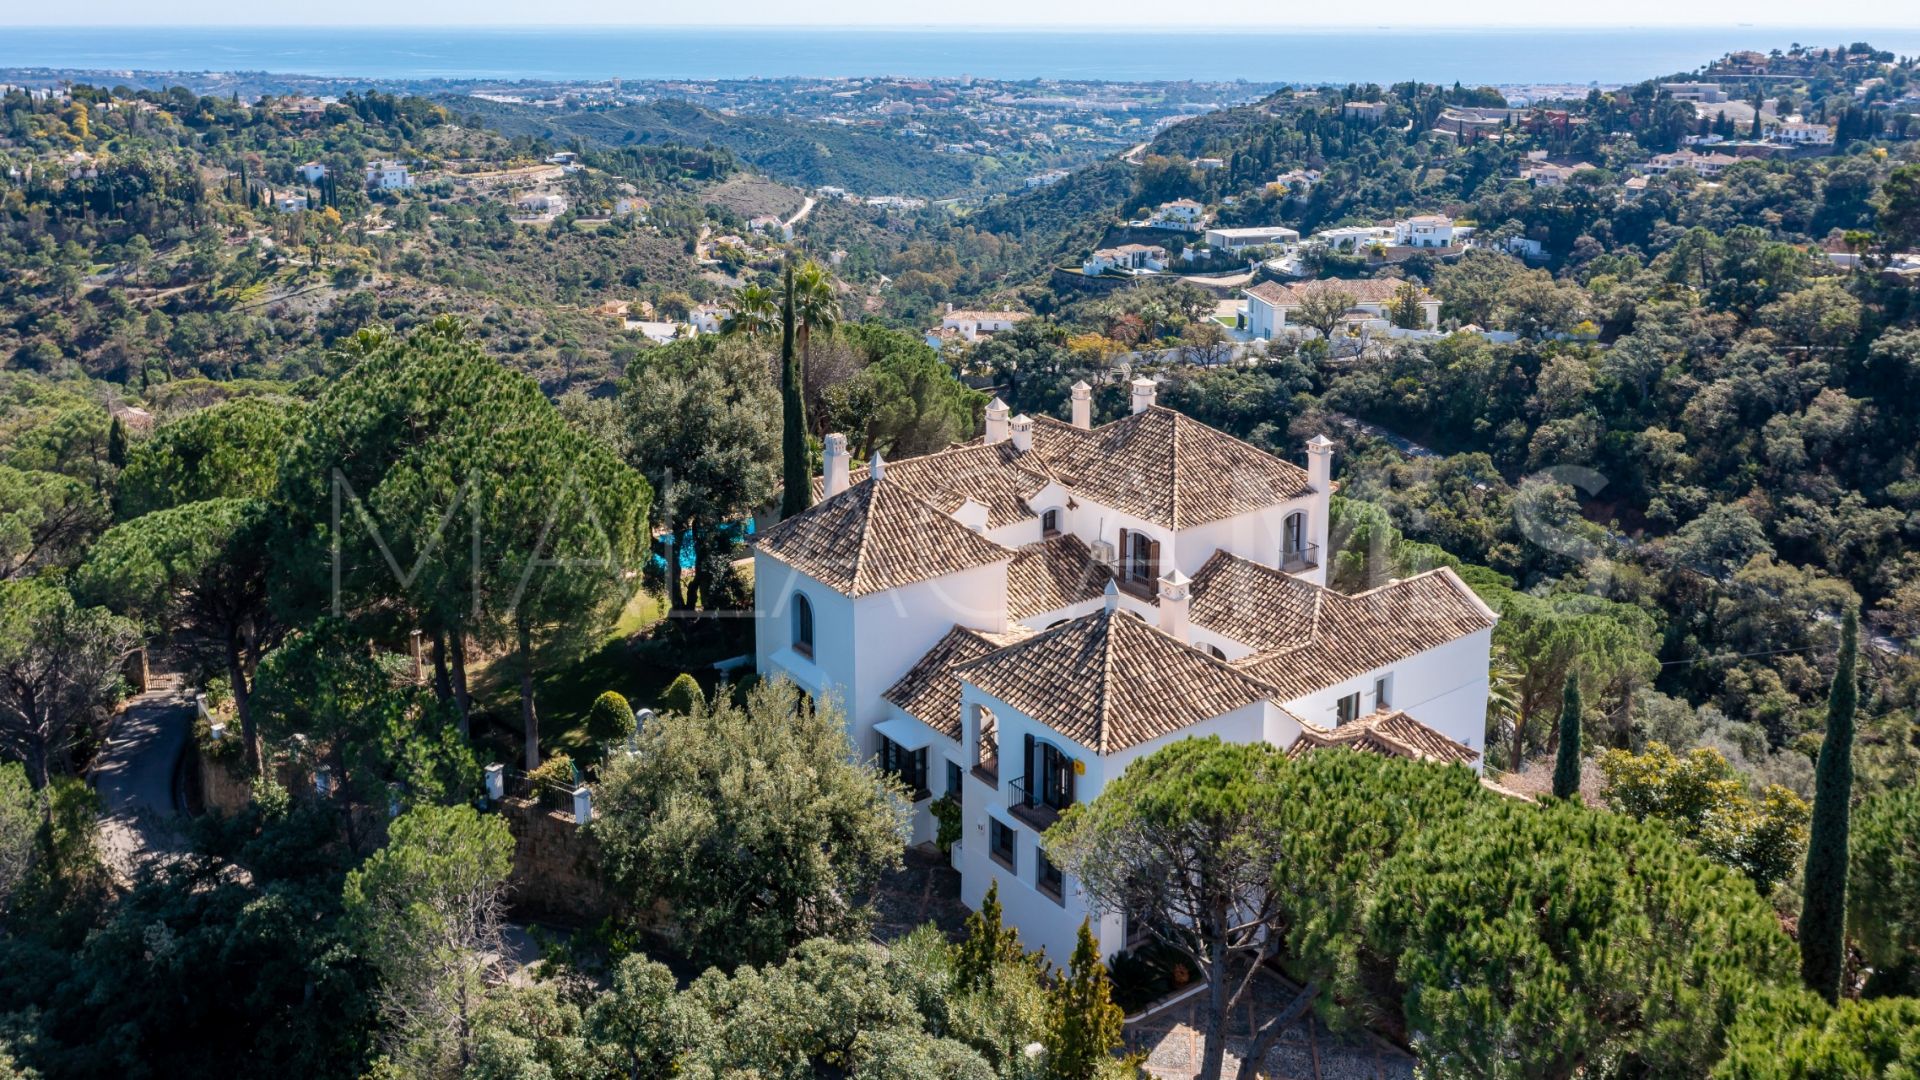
[106,415,128,470]
[1801,607,1858,1003]
[1552,671,1582,800]
[1043,919,1126,1080]
[778,261,811,520]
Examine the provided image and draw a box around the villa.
[925,307,1033,350]
[750,384,1495,962]
[1203,225,1301,252]
[365,161,413,190]
[1140,198,1207,231]
[1639,149,1741,177]
[1393,214,1457,248]
[1241,278,1442,338]
[1082,243,1169,276]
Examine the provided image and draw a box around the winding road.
[91,674,194,879]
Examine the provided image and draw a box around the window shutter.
[1147,538,1162,584]
[1023,733,1036,804]
[1118,528,1131,578]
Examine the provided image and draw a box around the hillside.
[448,96,984,199]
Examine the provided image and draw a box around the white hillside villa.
[750,383,1495,963]
[1242,279,1442,338]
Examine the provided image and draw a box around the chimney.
[823,433,852,497]
[1130,376,1156,415]
[1009,413,1033,452]
[946,301,954,314]
[954,497,990,532]
[1070,380,1092,429]
[869,452,886,481]
[1158,569,1191,643]
[1102,577,1119,613]
[1305,434,1334,493]
[984,397,1011,444]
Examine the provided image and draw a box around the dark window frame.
[989,816,1017,871]
[880,736,929,801]
[1037,850,1065,904]
[1337,691,1362,725]
[792,592,815,659]
[1283,511,1307,557]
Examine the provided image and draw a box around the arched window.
[1282,511,1310,571]
[1204,643,1227,661]
[1041,508,1061,535]
[792,592,815,658]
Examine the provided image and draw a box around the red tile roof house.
[752,381,1494,963]
[1241,278,1442,338]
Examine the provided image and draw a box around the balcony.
[971,755,999,787]
[1117,573,1160,602]
[1280,542,1321,574]
[1006,775,1070,831]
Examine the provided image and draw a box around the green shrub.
[528,752,577,809]
[931,794,963,856]
[660,673,703,715]
[586,690,637,745]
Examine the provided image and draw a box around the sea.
[4,26,1920,86]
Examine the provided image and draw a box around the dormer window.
[792,592,814,659]
[1337,691,1362,725]
[1117,528,1161,598]
[1041,508,1061,535]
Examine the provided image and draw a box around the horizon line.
[7,21,1920,31]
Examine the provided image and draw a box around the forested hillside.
[451,96,986,198]
[3,40,1920,1080]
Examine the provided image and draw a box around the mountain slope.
[448,97,982,198]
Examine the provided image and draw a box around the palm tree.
[1486,651,1523,769]
[792,259,839,364]
[722,284,778,336]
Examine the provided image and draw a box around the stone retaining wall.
[499,796,617,926]
[196,746,253,816]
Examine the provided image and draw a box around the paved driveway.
[1126,967,1415,1080]
[91,675,193,878]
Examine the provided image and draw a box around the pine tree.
[953,880,1028,992]
[1801,607,1858,1003]
[1552,671,1582,800]
[1044,920,1126,1080]
[778,262,811,520]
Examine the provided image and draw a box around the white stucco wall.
[1173,494,1327,586]
[1278,625,1494,769]
[954,681,1301,962]
[753,550,1012,758]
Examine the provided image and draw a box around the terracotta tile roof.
[1244,280,1294,304]
[882,624,1034,740]
[1287,708,1479,765]
[818,440,1051,529]
[953,605,1282,754]
[753,477,1013,598]
[1008,534,1114,620]
[1186,552,1323,652]
[1027,407,1314,530]
[1187,553,1496,700]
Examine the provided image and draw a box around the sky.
[6,0,1920,27]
